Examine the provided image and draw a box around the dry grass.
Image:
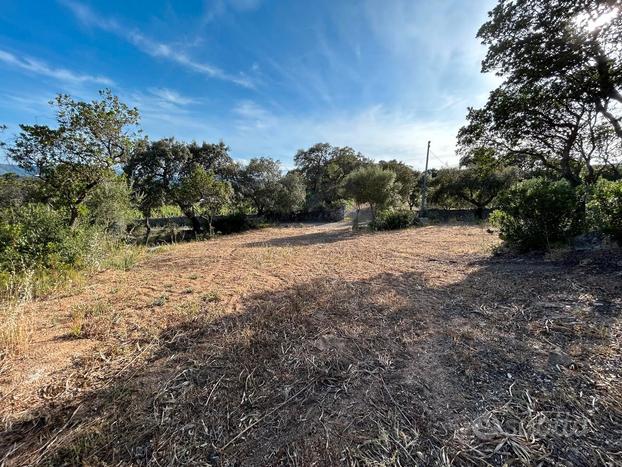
[0,222,620,466]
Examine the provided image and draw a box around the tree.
[125,138,189,238]
[294,143,368,207]
[9,90,140,226]
[478,0,622,139]
[294,143,332,200]
[237,157,282,214]
[274,172,306,215]
[126,138,237,235]
[459,1,622,188]
[84,174,135,234]
[176,166,233,236]
[343,165,397,227]
[430,166,518,218]
[379,160,420,209]
[458,84,620,187]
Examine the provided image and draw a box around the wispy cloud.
[147,87,196,106]
[60,0,254,88]
[227,101,460,168]
[0,49,113,85]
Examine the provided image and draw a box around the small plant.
[69,301,114,339]
[0,303,32,359]
[150,294,168,307]
[202,291,221,303]
[369,210,420,231]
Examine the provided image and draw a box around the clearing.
[1,223,621,465]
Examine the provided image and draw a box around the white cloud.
[60,0,254,88]
[0,49,113,85]
[147,87,196,106]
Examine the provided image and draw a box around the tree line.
[3,91,513,242]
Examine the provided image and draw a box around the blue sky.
[0,0,498,169]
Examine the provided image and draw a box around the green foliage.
[379,160,420,209]
[491,178,579,250]
[176,166,233,234]
[369,210,420,231]
[9,90,140,226]
[274,172,306,214]
[0,174,41,209]
[125,138,237,232]
[459,1,622,189]
[295,143,369,208]
[343,165,397,222]
[237,157,282,214]
[0,204,88,272]
[430,166,518,216]
[587,179,622,243]
[151,205,183,218]
[83,174,134,233]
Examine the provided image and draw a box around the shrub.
[587,178,622,243]
[212,212,258,234]
[84,175,134,234]
[0,204,88,272]
[490,178,579,250]
[370,209,420,231]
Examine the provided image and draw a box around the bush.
[370,209,420,231]
[490,178,579,250]
[587,178,622,243]
[0,204,89,272]
[83,175,134,234]
[212,212,258,234]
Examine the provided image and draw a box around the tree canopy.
[9,90,140,225]
[459,0,622,185]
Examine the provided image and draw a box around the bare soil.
[1,223,621,466]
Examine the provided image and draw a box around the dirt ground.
[1,222,621,466]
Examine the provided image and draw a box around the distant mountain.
[0,164,29,176]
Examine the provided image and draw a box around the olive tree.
[343,165,397,228]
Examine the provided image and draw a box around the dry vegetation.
[0,222,621,466]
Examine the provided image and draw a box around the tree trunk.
[475,205,485,220]
[69,206,79,228]
[144,217,152,245]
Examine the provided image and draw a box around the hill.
[0,163,28,176]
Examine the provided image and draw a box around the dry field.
[0,222,621,466]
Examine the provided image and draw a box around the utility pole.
[420,140,431,216]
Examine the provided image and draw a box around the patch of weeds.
[202,291,221,303]
[49,426,113,466]
[69,301,115,339]
[106,246,144,271]
[0,303,32,360]
[150,294,168,307]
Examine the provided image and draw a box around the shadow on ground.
[1,251,621,466]
[244,226,355,248]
